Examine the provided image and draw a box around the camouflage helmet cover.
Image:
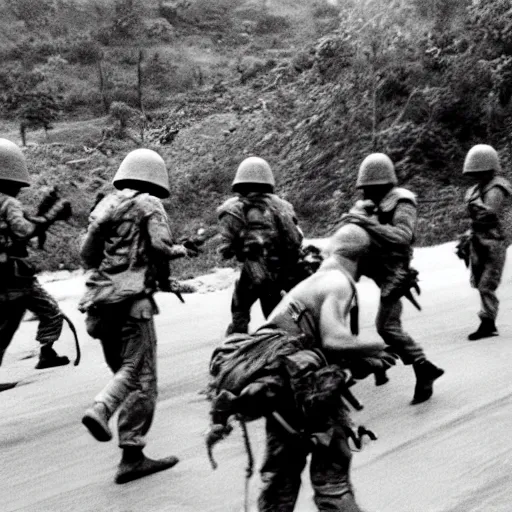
[0,138,31,187]
[356,153,397,188]
[113,148,170,198]
[232,156,275,191]
[463,144,501,174]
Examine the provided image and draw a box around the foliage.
[5,0,56,30]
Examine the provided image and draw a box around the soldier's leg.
[468,240,505,340]
[24,281,69,369]
[117,316,158,449]
[478,244,506,321]
[376,298,424,364]
[376,298,443,404]
[310,426,364,512]
[227,266,259,334]
[82,304,127,442]
[114,315,178,484]
[258,416,308,512]
[0,295,27,366]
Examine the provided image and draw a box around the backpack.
[239,194,303,265]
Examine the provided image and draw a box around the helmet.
[232,157,275,192]
[0,138,30,187]
[326,223,371,261]
[463,144,501,174]
[113,148,170,198]
[356,153,397,188]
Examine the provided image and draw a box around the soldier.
[217,156,303,335]
[208,222,396,512]
[461,144,512,340]
[79,148,199,484]
[0,138,71,372]
[347,153,444,405]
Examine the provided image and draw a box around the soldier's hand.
[183,240,201,257]
[349,199,376,216]
[350,351,398,380]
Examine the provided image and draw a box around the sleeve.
[342,201,416,247]
[80,220,107,269]
[468,186,507,228]
[217,207,245,260]
[146,210,187,260]
[4,198,39,240]
[366,201,416,246]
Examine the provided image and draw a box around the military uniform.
[218,157,303,335]
[0,139,69,370]
[462,145,512,340]
[80,149,189,484]
[359,187,426,364]
[352,153,444,404]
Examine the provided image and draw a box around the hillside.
[1,0,512,274]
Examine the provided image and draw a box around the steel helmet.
[356,153,397,188]
[463,144,501,174]
[326,223,371,261]
[113,148,170,198]
[0,138,31,187]
[232,156,275,192]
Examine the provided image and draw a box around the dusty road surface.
[2,242,512,512]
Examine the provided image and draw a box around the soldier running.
[346,153,444,404]
[0,138,71,372]
[217,156,303,334]
[79,148,199,484]
[460,144,512,340]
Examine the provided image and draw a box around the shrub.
[66,38,103,65]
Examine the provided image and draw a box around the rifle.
[33,186,73,250]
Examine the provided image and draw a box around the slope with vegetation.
[1,0,512,276]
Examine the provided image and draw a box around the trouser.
[258,415,363,512]
[227,265,285,334]
[0,280,63,366]
[470,237,507,321]
[376,298,425,365]
[85,300,158,448]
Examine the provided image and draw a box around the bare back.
[266,268,381,355]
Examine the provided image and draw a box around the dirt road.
[1,242,511,512]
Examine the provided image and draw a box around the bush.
[65,39,103,65]
[254,13,290,35]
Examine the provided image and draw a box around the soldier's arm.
[80,221,105,269]
[362,201,416,246]
[320,278,383,355]
[146,211,188,260]
[481,187,506,216]
[4,198,39,240]
[217,210,245,260]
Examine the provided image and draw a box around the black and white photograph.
[1,1,511,511]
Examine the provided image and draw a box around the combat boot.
[115,447,179,485]
[35,345,70,369]
[82,402,112,442]
[411,360,444,405]
[468,319,498,341]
